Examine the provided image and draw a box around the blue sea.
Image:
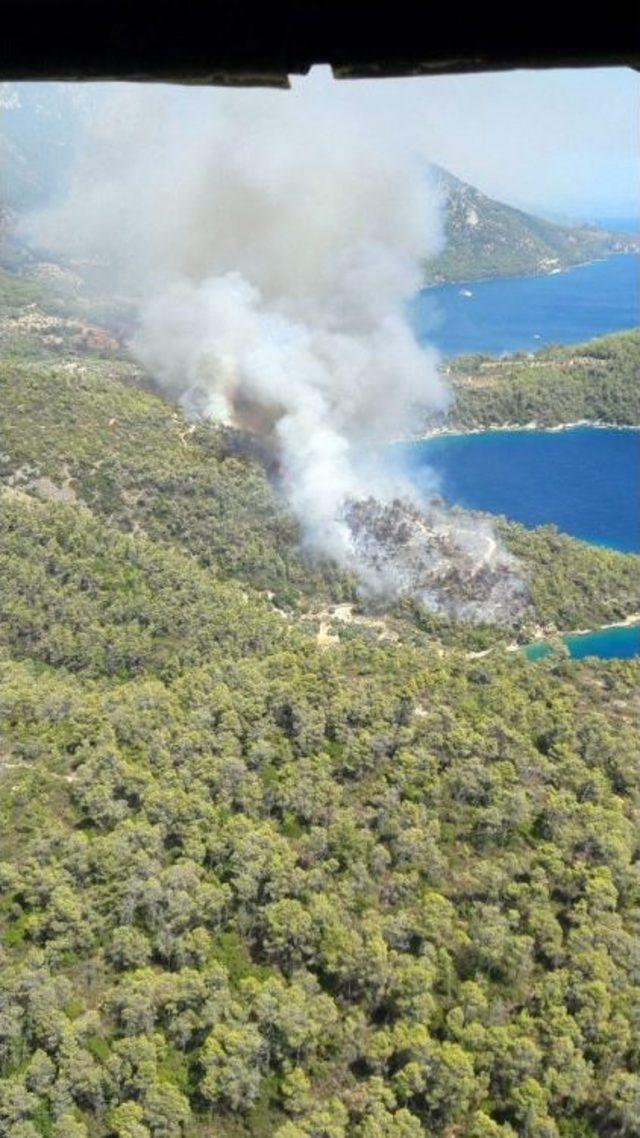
[402,427,639,554]
[401,427,640,660]
[413,254,639,357]
[406,251,639,659]
[526,625,640,662]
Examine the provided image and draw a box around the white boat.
[459,288,473,297]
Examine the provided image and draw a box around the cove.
[525,623,640,661]
[401,427,640,554]
[413,254,639,357]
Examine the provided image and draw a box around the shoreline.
[531,612,640,642]
[421,249,639,292]
[496,614,640,660]
[410,420,640,443]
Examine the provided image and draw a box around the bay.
[525,624,640,662]
[405,252,639,659]
[413,253,639,357]
[400,426,639,660]
[401,427,640,554]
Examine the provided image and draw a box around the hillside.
[425,166,639,284]
[2,84,638,292]
[1,269,640,1137]
[439,328,640,431]
[1,264,638,639]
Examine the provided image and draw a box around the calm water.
[407,252,639,659]
[402,427,640,554]
[526,625,640,662]
[402,426,639,660]
[413,254,639,357]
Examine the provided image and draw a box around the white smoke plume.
[25,74,525,620]
[27,75,449,558]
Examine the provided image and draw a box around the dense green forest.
[1,341,638,640]
[441,330,640,431]
[1,269,640,1137]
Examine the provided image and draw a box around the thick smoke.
[26,75,524,617]
[28,77,447,553]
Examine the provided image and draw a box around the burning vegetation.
[343,496,528,625]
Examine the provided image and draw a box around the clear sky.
[298,66,639,221]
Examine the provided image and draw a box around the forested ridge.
[2,353,638,641]
[441,329,640,431]
[1,272,640,1138]
[423,167,639,285]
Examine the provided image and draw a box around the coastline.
[497,614,640,660]
[530,612,640,642]
[422,249,639,291]
[410,420,640,443]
